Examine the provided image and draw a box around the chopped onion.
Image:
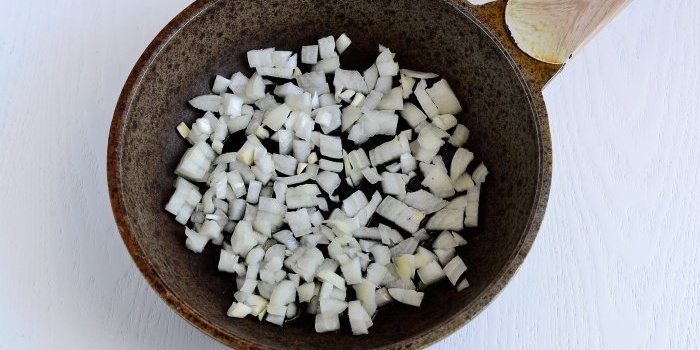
[169,38,488,335]
[376,86,404,110]
[335,33,352,54]
[319,135,343,159]
[443,256,467,285]
[450,148,474,182]
[464,186,481,227]
[301,45,319,64]
[399,69,439,79]
[414,80,439,118]
[360,167,382,184]
[318,36,338,59]
[363,64,379,91]
[417,260,445,285]
[425,79,462,115]
[369,136,409,166]
[471,162,489,185]
[421,163,455,198]
[189,94,223,112]
[425,208,464,231]
[387,288,423,307]
[316,171,341,195]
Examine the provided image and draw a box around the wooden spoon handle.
[504,0,634,64]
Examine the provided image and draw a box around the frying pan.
[107,0,632,348]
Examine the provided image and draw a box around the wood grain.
[0,0,698,349]
[506,0,634,63]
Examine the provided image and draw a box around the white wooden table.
[1,0,698,349]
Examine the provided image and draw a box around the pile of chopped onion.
[165,34,487,335]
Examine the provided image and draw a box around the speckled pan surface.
[108,0,557,349]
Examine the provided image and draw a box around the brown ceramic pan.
[107,0,631,349]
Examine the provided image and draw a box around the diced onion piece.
[361,90,383,112]
[317,269,346,290]
[376,196,424,234]
[189,94,223,112]
[363,64,379,91]
[399,69,439,79]
[184,227,209,253]
[319,135,343,159]
[432,231,459,249]
[262,103,291,131]
[272,154,297,176]
[432,114,458,131]
[319,159,344,172]
[448,124,470,146]
[295,247,325,282]
[274,82,304,97]
[413,246,438,269]
[347,111,398,144]
[296,71,330,95]
[334,69,368,94]
[374,76,393,93]
[286,209,313,237]
[342,190,369,217]
[341,257,363,285]
[357,167,379,184]
[316,171,341,195]
[381,172,407,199]
[450,148,474,182]
[400,74,416,99]
[315,313,340,333]
[417,260,446,285]
[318,36,338,59]
[176,122,190,139]
[339,89,356,103]
[434,248,456,266]
[175,142,216,182]
[246,180,262,204]
[421,163,455,198]
[377,61,399,77]
[314,105,342,134]
[312,57,341,73]
[341,105,362,132]
[352,191,382,228]
[412,228,430,242]
[414,80,439,118]
[375,288,393,307]
[229,221,257,256]
[443,256,467,285]
[229,72,249,95]
[348,300,373,335]
[472,162,489,185]
[464,186,481,227]
[297,281,317,302]
[425,79,462,115]
[456,278,470,291]
[387,288,423,307]
[389,237,419,257]
[453,172,475,192]
[369,136,410,166]
[425,208,464,231]
[227,302,252,318]
[293,139,312,163]
[301,45,319,64]
[400,153,417,173]
[286,184,321,209]
[376,87,404,110]
[245,73,266,100]
[247,48,274,68]
[335,33,352,54]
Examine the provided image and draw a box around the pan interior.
[115,0,540,348]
